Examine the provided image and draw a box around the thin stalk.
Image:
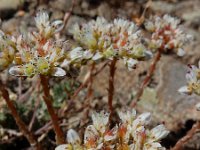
[61,0,76,34]
[172,121,200,150]
[80,63,95,130]
[0,80,41,149]
[39,75,65,144]
[108,58,117,115]
[63,61,109,114]
[86,63,95,100]
[131,50,161,107]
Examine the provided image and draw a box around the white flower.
[35,11,49,31]
[178,86,191,95]
[144,142,165,150]
[118,109,136,124]
[177,48,185,56]
[71,17,151,69]
[195,102,200,111]
[124,58,138,71]
[92,52,103,61]
[67,129,81,145]
[145,14,193,56]
[104,125,118,141]
[55,144,69,150]
[9,33,67,77]
[149,125,169,142]
[0,30,15,71]
[91,111,109,133]
[35,11,63,38]
[179,62,200,96]
[69,47,84,61]
[134,112,151,126]
[56,110,168,150]
[84,125,102,149]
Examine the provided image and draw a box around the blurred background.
[0,0,200,149]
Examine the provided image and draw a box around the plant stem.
[172,121,200,150]
[108,58,117,115]
[39,75,65,144]
[0,80,41,150]
[131,50,161,107]
[61,0,76,34]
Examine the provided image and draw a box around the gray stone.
[0,0,22,10]
[65,15,86,34]
[49,0,72,12]
[1,18,20,33]
[151,1,176,13]
[97,3,112,20]
[155,56,200,130]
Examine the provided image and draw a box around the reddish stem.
[86,63,95,101]
[63,61,109,113]
[131,50,161,107]
[172,121,200,150]
[0,80,41,149]
[108,58,117,115]
[60,0,76,33]
[40,75,65,144]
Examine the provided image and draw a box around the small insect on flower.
[178,61,200,96]
[70,17,152,70]
[0,30,16,71]
[145,14,193,56]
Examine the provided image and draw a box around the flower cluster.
[0,31,16,71]
[145,15,192,56]
[70,17,152,70]
[35,11,63,39]
[56,110,169,150]
[178,61,200,96]
[8,11,69,77]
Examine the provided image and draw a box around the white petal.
[91,111,109,133]
[150,124,169,141]
[84,125,98,144]
[195,103,200,111]
[92,52,103,61]
[136,112,151,125]
[69,47,83,61]
[178,86,191,95]
[124,58,138,71]
[144,50,153,60]
[104,126,118,141]
[43,41,50,51]
[145,21,155,32]
[186,71,196,82]
[96,143,103,149]
[51,20,64,33]
[51,67,66,77]
[61,59,70,68]
[144,142,164,150]
[9,66,25,76]
[83,50,93,59]
[55,144,69,150]
[67,129,81,144]
[118,109,136,124]
[129,144,135,150]
[177,48,185,56]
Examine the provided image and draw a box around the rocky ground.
[0,0,200,149]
